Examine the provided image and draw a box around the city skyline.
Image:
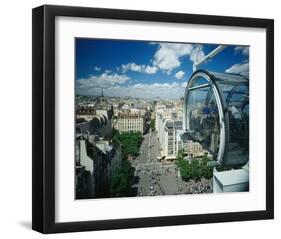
[75,39,249,99]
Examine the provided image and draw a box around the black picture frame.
[32,4,274,234]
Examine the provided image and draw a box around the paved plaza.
[131,130,213,196]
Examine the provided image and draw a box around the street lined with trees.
[176,150,213,182]
[110,131,143,197]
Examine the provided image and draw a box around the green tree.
[150,119,156,131]
[110,160,135,197]
[176,151,192,181]
[190,159,200,181]
[176,151,214,182]
[113,131,143,160]
[177,149,184,160]
[200,155,213,179]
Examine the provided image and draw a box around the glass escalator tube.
[184,70,249,166]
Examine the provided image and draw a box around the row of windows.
[118,124,143,128]
[118,123,143,126]
[119,127,143,130]
[117,119,143,122]
[118,122,143,124]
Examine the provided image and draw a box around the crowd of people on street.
[182,179,213,194]
[134,162,213,196]
[133,130,213,196]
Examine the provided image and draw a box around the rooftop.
[214,168,249,186]
[118,112,143,118]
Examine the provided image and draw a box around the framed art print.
[32,5,274,233]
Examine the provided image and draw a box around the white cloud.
[121,62,142,73]
[76,72,130,95]
[105,69,112,74]
[104,81,187,99]
[77,80,187,99]
[152,43,193,74]
[118,43,205,76]
[152,43,205,74]
[94,66,101,71]
[120,62,158,74]
[181,82,187,88]
[235,46,249,56]
[132,82,180,89]
[143,65,158,74]
[175,70,185,80]
[190,45,205,63]
[225,63,249,77]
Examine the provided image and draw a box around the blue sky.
[76,38,249,99]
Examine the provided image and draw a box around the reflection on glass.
[187,85,220,157]
[220,82,249,165]
[185,72,249,166]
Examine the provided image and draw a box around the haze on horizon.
[76,39,249,99]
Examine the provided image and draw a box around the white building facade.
[115,113,144,134]
[156,105,206,160]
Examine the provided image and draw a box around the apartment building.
[114,113,144,134]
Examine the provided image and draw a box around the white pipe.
[193,45,227,72]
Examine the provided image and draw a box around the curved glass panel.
[184,71,249,166]
[219,82,249,165]
[186,84,220,158]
